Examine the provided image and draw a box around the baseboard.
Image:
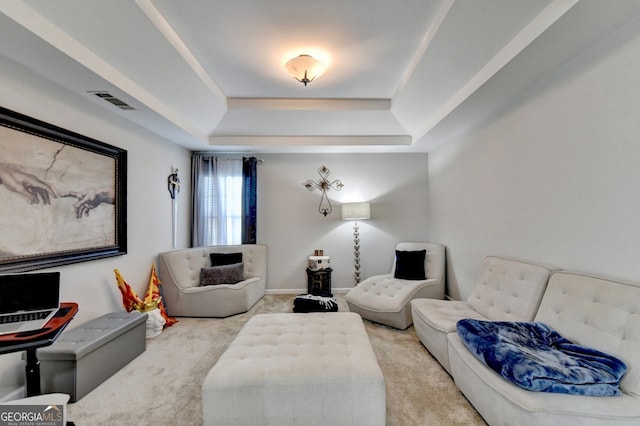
[265,288,351,295]
[264,289,300,295]
[0,385,25,403]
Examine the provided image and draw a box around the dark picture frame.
[0,106,127,272]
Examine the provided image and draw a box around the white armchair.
[157,244,267,317]
[345,242,445,329]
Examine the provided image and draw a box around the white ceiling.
[1,0,639,153]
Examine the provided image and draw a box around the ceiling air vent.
[90,91,135,110]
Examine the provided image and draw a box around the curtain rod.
[192,152,264,162]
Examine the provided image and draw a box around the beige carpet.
[67,295,486,425]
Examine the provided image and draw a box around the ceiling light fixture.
[285,54,323,86]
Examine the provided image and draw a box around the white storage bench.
[202,312,386,425]
[37,311,147,402]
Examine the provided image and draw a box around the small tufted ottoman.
[202,312,386,425]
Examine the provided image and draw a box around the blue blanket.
[456,319,627,396]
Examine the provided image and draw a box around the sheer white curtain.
[192,155,242,246]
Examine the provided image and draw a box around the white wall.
[0,57,431,396]
[0,56,191,396]
[257,153,430,292]
[427,15,640,300]
[3,10,637,398]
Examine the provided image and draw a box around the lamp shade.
[285,54,323,85]
[341,202,371,220]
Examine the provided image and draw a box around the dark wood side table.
[306,268,333,296]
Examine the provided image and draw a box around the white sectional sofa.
[414,260,640,425]
[157,244,267,317]
[411,256,552,374]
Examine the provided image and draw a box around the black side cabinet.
[306,268,333,296]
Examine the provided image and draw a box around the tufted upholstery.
[448,271,640,425]
[345,242,445,329]
[467,256,552,321]
[157,244,267,317]
[202,312,385,425]
[411,256,551,374]
[535,272,640,397]
[411,300,487,374]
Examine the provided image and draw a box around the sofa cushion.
[210,252,243,266]
[466,256,551,321]
[535,272,640,397]
[394,249,426,280]
[411,298,487,374]
[412,299,487,334]
[200,263,244,286]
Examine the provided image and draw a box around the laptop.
[0,272,60,335]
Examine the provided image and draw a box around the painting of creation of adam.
[0,124,117,263]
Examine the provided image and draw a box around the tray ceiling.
[1,0,639,153]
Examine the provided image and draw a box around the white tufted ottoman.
[202,312,386,425]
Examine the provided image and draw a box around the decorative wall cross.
[303,165,344,216]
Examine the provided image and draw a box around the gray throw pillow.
[200,263,245,286]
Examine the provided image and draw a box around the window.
[192,156,242,246]
[192,155,259,247]
[201,171,242,245]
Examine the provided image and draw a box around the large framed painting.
[0,107,127,272]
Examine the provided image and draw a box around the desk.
[0,303,78,396]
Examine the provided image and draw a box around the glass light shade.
[341,202,371,220]
[285,54,323,85]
